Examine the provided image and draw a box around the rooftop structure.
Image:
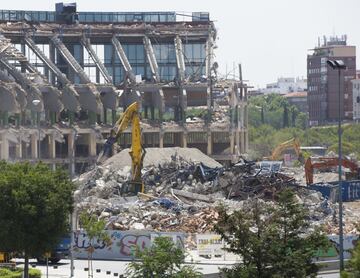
[0,3,248,174]
[283,91,308,113]
[260,77,307,95]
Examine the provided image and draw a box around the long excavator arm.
[305,157,360,185]
[97,102,145,193]
[268,138,301,161]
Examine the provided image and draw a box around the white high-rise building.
[260,77,307,95]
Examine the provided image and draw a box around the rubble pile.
[218,162,297,200]
[74,147,357,235]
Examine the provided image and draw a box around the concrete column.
[49,43,56,85]
[207,131,212,155]
[181,88,187,123]
[158,89,164,122]
[68,133,75,177]
[182,131,187,148]
[230,131,235,155]
[244,130,249,152]
[31,133,38,159]
[240,131,245,154]
[49,133,56,170]
[89,133,97,157]
[236,130,241,154]
[206,87,212,124]
[159,131,164,148]
[15,139,22,159]
[1,134,9,160]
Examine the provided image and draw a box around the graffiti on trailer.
[112,231,185,256]
[119,234,151,256]
[73,231,110,250]
[73,230,185,260]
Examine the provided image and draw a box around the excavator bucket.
[97,135,117,164]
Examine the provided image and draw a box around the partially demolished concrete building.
[0,3,248,175]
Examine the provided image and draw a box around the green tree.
[248,94,299,129]
[214,188,330,278]
[80,212,111,278]
[340,222,360,277]
[268,189,330,277]
[0,162,74,278]
[125,236,201,278]
[290,106,298,127]
[283,104,289,128]
[295,112,308,130]
[214,200,273,277]
[341,240,360,277]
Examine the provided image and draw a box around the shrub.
[0,267,41,278]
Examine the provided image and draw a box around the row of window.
[0,10,210,23]
[78,12,176,23]
[18,42,206,83]
[0,10,177,23]
[308,86,318,92]
[310,76,327,84]
[308,68,320,74]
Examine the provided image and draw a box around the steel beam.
[174,35,186,82]
[143,36,160,82]
[111,36,136,84]
[81,36,113,84]
[51,35,91,84]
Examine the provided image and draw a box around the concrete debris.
[74,147,359,235]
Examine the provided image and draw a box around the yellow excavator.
[97,101,145,193]
[266,137,301,161]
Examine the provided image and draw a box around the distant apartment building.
[352,79,360,121]
[260,77,307,95]
[307,35,356,126]
[284,91,308,113]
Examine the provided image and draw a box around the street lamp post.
[327,59,347,271]
[32,99,41,160]
[69,129,78,278]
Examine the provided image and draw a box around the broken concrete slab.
[172,189,213,203]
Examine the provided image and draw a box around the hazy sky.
[2,0,359,88]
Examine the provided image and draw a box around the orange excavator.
[305,157,360,185]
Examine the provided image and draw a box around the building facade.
[307,35,356,126]
[284,92,308,113]
[0,4,248,174]
[260,77,307,95]
[352,79,360,121]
